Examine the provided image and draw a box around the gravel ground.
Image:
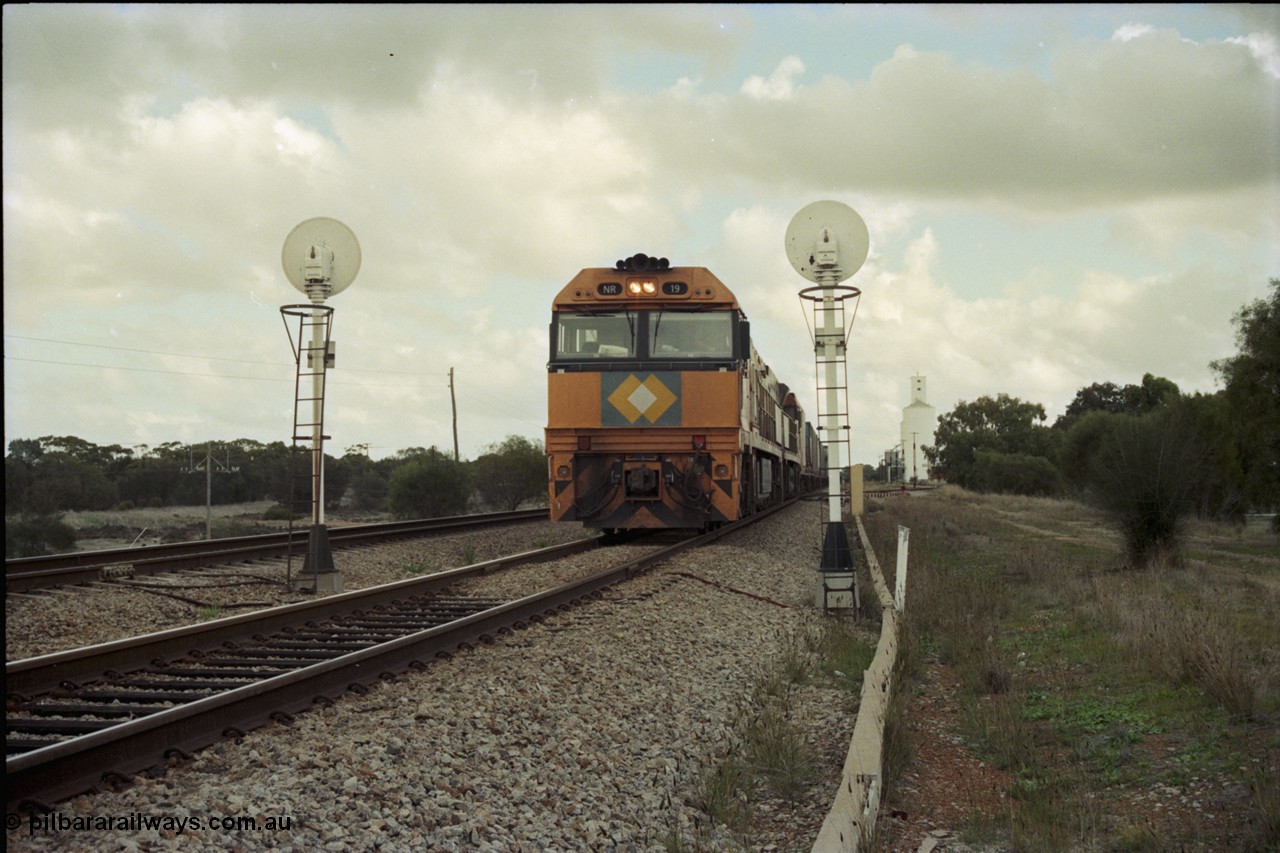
[5,520,593,662]
[7,505,868,852]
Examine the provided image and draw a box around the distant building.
[899,375,937,483]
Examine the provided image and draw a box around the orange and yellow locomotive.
[546,254,819,532]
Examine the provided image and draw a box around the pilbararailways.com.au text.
[16,811,294,836]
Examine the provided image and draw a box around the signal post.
[280,218,361,593]
[785,201,871,614]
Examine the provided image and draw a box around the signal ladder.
[280,304,335,587]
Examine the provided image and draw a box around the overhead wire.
[4,334,451,387]
[3,334,450,378]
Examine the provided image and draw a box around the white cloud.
[1227,32,1280,78]
[741,56,805,101]
[1112,23,1155,42]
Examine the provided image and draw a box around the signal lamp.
[556,465,571,479]
[577,436,592,451]
[692,435,707,449]
[714,464,729,478]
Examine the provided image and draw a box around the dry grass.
[1094,576,1264,719]
[866,488,1280,852]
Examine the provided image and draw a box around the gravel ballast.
[7,505,866,852]
[5,521,593,662]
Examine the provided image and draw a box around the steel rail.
[5,508,549,593]
[5,500,795,811]
[6,537,596,698]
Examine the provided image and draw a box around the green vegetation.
[262,504,301,521]
[867,488,1279,852]
[471,435,547,511]
[678,620,877,849]
[387,447,472,519]
[400,559,440,576]
[5,512,77,557]
[196,604,223,621]
[924,280,1279,563]
[6,433,551,552]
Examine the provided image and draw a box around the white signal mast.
[280,217,361,593]
[785,201,870,614]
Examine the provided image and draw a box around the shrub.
[5,513,77,557]
[387,449,471,519]
[1084,412,1203,567]
[972,451,1063,496]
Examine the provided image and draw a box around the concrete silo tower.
[899,375,937,483]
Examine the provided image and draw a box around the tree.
[1054,382,1127,432]
[1083,409,1205,567]
[1213,278,1280,515]
[1057,409,1122,491]
[26,453,118,512]
[927,394,1055,490]
[387,447,471,518]
[1171,393,1247,521]
[1122,373,1181,415]
[1055,375,1181,432]
[472,435,547,510]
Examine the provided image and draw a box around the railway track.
[4,508,548,594]
[5,501,794,812]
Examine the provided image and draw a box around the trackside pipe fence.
[812,518,909,852]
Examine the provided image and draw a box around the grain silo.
[899,375,937,483]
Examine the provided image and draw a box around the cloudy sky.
[4,4,1278,466]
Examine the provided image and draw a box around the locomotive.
[545,253,821,532]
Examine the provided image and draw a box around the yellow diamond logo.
[607,374,678,424]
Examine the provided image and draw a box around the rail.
[5,500,796,811]
[5,509,549,593]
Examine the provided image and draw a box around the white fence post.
[895,526,909,612]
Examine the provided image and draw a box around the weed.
[881,654,913,791]
[689,754,751,837]
[1096,577,1260,718]
[1112,821,1170,853]
[1244,759,1280,852]
[961,692,1035,773]
[811,617,876,692]
[742,698,814,800]
[197,604,222,620]
[777,626,811,686]
[461,542,478,564]
[400,560,438,576]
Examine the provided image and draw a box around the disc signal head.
[784,201,869,283]
[282,217,361,302]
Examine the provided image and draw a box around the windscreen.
[554,313,636,359]
[649,312,734,359]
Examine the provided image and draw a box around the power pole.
[449,367,459,462]
[185,443,234,539]
[911,431,919,484]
